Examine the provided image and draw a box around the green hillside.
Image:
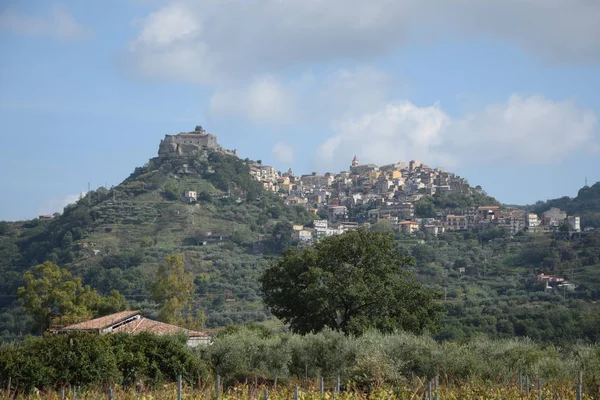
[0,151,314,337]
[1,151,600,345]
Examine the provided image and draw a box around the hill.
[0,147,314,338]
[1,126,599,344]
[530,181,600,228]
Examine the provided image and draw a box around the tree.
[268,221,294,253]
[370,219,394,233]
[414,200,437,218]
[18,262,98,332]
[260,229,441,335]
[150,254,195,325]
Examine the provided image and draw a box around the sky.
[1,0,599,221]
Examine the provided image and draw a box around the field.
[2,380,596,400]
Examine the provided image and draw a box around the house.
[183,191,197,203]
[284,196,308,206]
[542,208,567,227]
[567,216,581,232]
[398,220,420,234]
[536,274,565,285]
[423,225,444,236]
[55,310,211,347]
[526,212,539,231]
[293,229,313,242]
[329,205,348,219]
[445,215,468,231]
[476,206,500,221]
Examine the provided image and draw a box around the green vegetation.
[0,332,208,393]
[0,145,599,351]
[405,229,600,344]
[150,253,195,326]
[17,261,126,333]
[261,229,441,335]
[0,151,314,338]
[2,328,600,397]
[531,181,600,228]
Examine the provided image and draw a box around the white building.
[567,216,581,232]
[183,191,197,203]
[526,213,539,231]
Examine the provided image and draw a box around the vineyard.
[2,380,597,400]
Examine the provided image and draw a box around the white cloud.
[208,66,394,124]
[39,192,87,215]
[317,95,598,171]
[0,6,90,40]
[449,95,598,164]
[318,101,453,170]
[209,76,296,124]
[272,142,295,164]
[124,0,600,83]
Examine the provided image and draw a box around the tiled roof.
[112,317,209,337]
[61,311,140,331]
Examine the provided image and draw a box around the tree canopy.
[150,254,195,325]
[260,229,441,335]
[17,261,126,333]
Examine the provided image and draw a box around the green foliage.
[18,262,98,332]
[414,200,437,218]
[163,181,181,201]
[150,254,195,325]
[17,262,127,333]
[209,328,600,390]
[532,181,600,228]
[261,229,441,335]
[430,190,499,210]
[0,332,208,393]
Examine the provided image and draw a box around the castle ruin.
[158,126,235,157]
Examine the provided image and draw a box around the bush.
[0,332,209,394]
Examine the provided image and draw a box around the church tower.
[351,155,359,168]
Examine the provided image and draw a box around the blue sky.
[1,0,599,220]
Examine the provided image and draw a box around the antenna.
[88,182,91,206]
[585,176,588,187]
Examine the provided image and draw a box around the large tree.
[18,261,126,332]
[260,229,441,335]
[150,254,195,325]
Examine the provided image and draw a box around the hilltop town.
[161,126,583,244]
[249,156,581,242]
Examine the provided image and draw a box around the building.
[536,274,565,285]
[542,208,567,227]
[158,126,219,157]
[567,216,581,232]
[526,212,539,231]
[183,191,197,203]
[293,229,313,242]
[55,311,211,347]
[476,206,500,221]
[445,215,468,230]
[329,205,348,219]
[398,220,420,234]
[284,196,308,206]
